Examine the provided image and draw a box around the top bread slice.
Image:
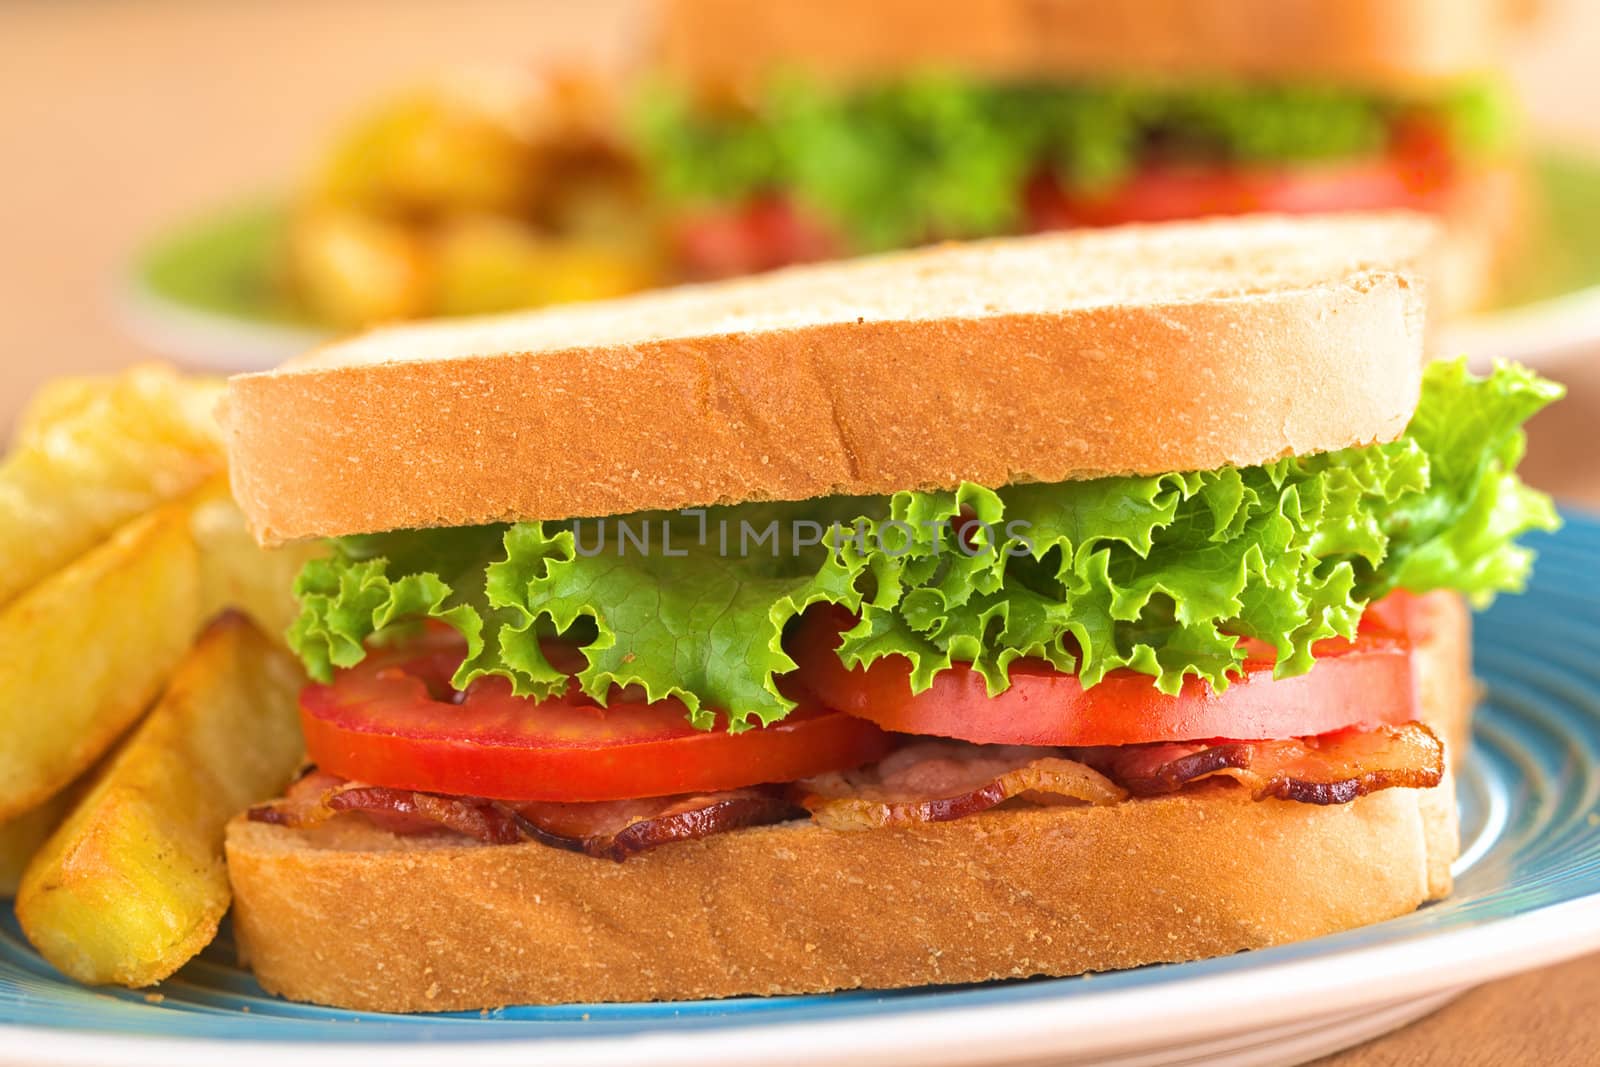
[221,214,1433,546]
[649,0,1520,97]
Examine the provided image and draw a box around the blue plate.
[5,514,1600,1067]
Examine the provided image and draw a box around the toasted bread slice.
[650,0,1517,96]
[222,214,1434,545]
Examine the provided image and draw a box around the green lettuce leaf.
[287,524,515,686]
[289,361,1560,729]
[1358,359,1563,605]
[631,75,1512,251]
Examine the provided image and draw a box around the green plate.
[139,200,307,326]
[125,149,1600,371]
[123,200,328,370]
[1442,147,1600,368]
[1495,148,1600,310]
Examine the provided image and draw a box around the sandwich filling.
[631,77,1511,277]
[256,360,1559,857]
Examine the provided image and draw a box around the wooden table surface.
[3,1,1599,1062]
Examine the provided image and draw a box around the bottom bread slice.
[226,776,1456,1012]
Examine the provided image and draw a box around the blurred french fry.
[11,377,106,443]
[433,215,656,316]
[0,501,202,821]
[0,365,224,610]
[17,614,306,987]
[286,205,432,327]
[13,364,221,452]
[315,72,543,216]
[190,481,325,641]
[0,792,74,898]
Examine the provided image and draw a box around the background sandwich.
[636,0,1526,311]
[281,0,1531,328]
[220,214,1559,1012]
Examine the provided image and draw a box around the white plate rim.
[1444,284,1600,371]
[114,272,328,374]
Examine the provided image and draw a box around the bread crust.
[222,219,1430,545]
[225,596,1469,1012]
[650,0,1515,96]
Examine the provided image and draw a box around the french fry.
[17,614,306,987]
[0,365,224,610]
[189,481,324,642]
[10,363,222,454]
[0,792,74,897]
[0,502,202,820]
[10,377,106,442]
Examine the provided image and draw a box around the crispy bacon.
[246,770,346,827]
[248,773,526,844]
[247,773,799,859]
[1072,723,1445,805]
[794,740,1127,831]
[248,724,1444,858]
[793,726,1443,828]
[512,789,801,861]
[331,787,528,843]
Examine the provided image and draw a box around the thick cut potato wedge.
[0,365,223,610]
[0,503,202,820]
[17,615,306,987]
[0,792,74,897]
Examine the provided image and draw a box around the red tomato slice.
[787,597,1420,747]
[300,631,894,803]
[673,121,1458,278]
[1026,120,1458,230]
[670,195,842,280]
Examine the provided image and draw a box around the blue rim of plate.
[4,511,1600,1058]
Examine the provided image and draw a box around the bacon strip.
[794,740,1127,831]
[248,773,799,859]
[248,724,1444,856]
[246,770,348,828]
[512,789,801,861]
[247,772,526,844]
[1072,723,1445,805]
[331,787,528,843]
